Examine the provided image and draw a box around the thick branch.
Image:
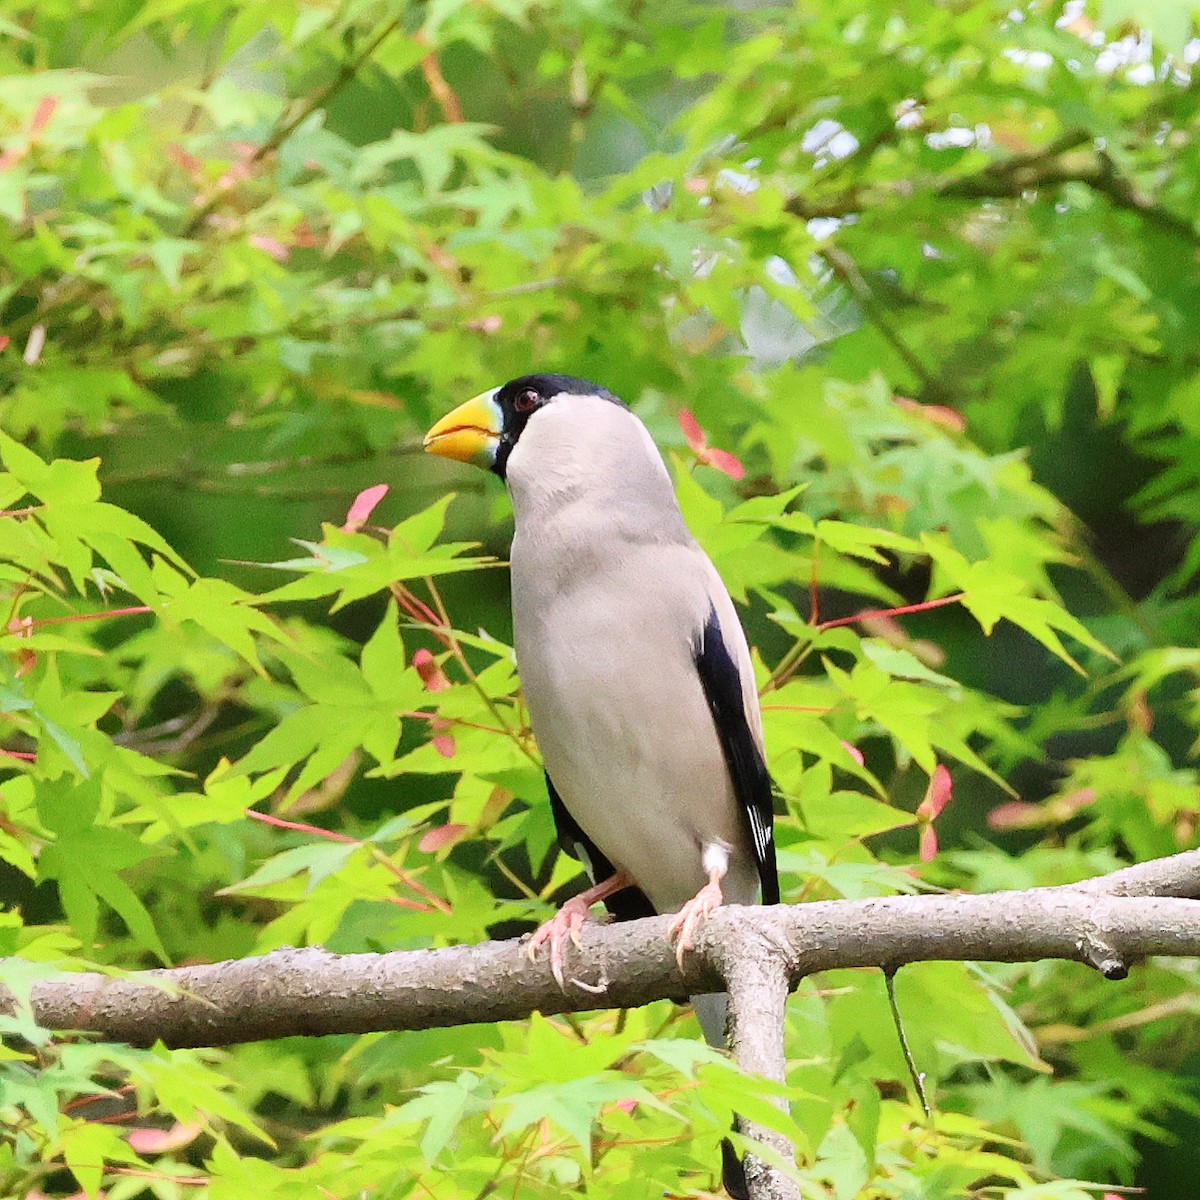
[721,928,800,1200]
[1072,846,1200,897]
[9,851,1200,1048]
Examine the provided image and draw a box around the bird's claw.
[668,878,724,970]
[527,898,590,989]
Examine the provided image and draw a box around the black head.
[424,373,628,479]
[490,374,626,479]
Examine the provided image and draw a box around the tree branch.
[1073,846,1200,897]
[786,129,1092,221]
[721,927,801,1200]
[783,125,1200,408]
[11,849,1200,1050]
[787,128,1200,245]
[818,243,941,397]
[9,851,1200,1200]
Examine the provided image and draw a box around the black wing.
[694,606,779,904]
[545,771,657,921]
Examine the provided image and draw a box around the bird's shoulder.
[513,536,717,631]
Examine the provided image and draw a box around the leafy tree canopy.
[1,1,1199,1197]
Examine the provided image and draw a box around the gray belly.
[513,576,758,914]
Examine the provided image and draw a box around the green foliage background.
[2,1,1200,1196]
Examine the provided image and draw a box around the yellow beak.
[423,391,503,467]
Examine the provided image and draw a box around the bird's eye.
[514,389,540,413]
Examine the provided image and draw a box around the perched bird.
[424,374,778,1197]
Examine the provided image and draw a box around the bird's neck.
[508,404,680,512]
[507,455,691,548]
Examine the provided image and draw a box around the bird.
[424,373,778,1198]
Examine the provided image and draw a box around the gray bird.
[424,374,778,1197]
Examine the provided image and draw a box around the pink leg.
[668,867,724,969]
[527,871,635,988]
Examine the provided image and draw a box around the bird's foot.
[668,875,724,969]
[527,896,593,989]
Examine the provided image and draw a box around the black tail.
[721,1136,749,1198]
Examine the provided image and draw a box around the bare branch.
[416,33,465,124]
[782,127,1198,404]
[1071,845,1200,898]
[940,145,1199,245]
[11,850,1200,1050]
[8,850,1200,1195]
[722,927,801,1200]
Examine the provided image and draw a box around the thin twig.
[819,244,941,397]
[884,967,931,1119]
[417,34,465,124]
[817,592,965,632]
[16,605,152,629]
[420,575,539,764]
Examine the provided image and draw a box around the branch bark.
[10,850,1200,1048]
[6,850,1200,1200]
[721,927,801,1200]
